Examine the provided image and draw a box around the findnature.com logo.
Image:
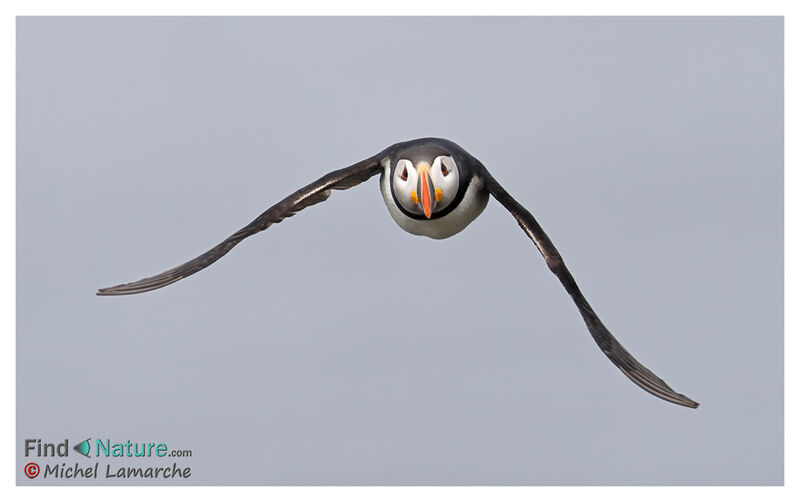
[22,437,193,480]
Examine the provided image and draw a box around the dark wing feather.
[475,163,698,408]
[97,148,390,296]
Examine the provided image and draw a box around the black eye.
[441,163,450,176]
[399,167,408,181]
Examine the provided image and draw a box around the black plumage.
[98,137,698,409]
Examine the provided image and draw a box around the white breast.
[379,159,489,240]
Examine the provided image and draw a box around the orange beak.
[416,162,435,219]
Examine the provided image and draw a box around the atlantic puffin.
[98,137,698,408]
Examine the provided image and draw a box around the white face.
[391,156,460,218]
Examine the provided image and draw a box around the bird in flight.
[98,137,698,408]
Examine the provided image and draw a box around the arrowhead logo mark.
[73,438,91,457]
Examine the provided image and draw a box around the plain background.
[17,17,782,485]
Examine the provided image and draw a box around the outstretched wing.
[97,147,391,296]
[474,163,698,408]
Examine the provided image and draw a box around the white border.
[2,1,794,501]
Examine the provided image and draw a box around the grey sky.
[17,17,782,485]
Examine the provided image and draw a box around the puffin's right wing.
[97,146,392,296]
[474,162,699,408]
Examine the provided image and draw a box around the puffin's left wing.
[474,163,699,408]
[97,146,391,296]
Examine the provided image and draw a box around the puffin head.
[390,155,461,219]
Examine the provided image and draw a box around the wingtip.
[670,393,699,409]
[96,285,129,296]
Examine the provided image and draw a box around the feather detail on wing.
[475,162,698,408]
[97,147,390,296]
